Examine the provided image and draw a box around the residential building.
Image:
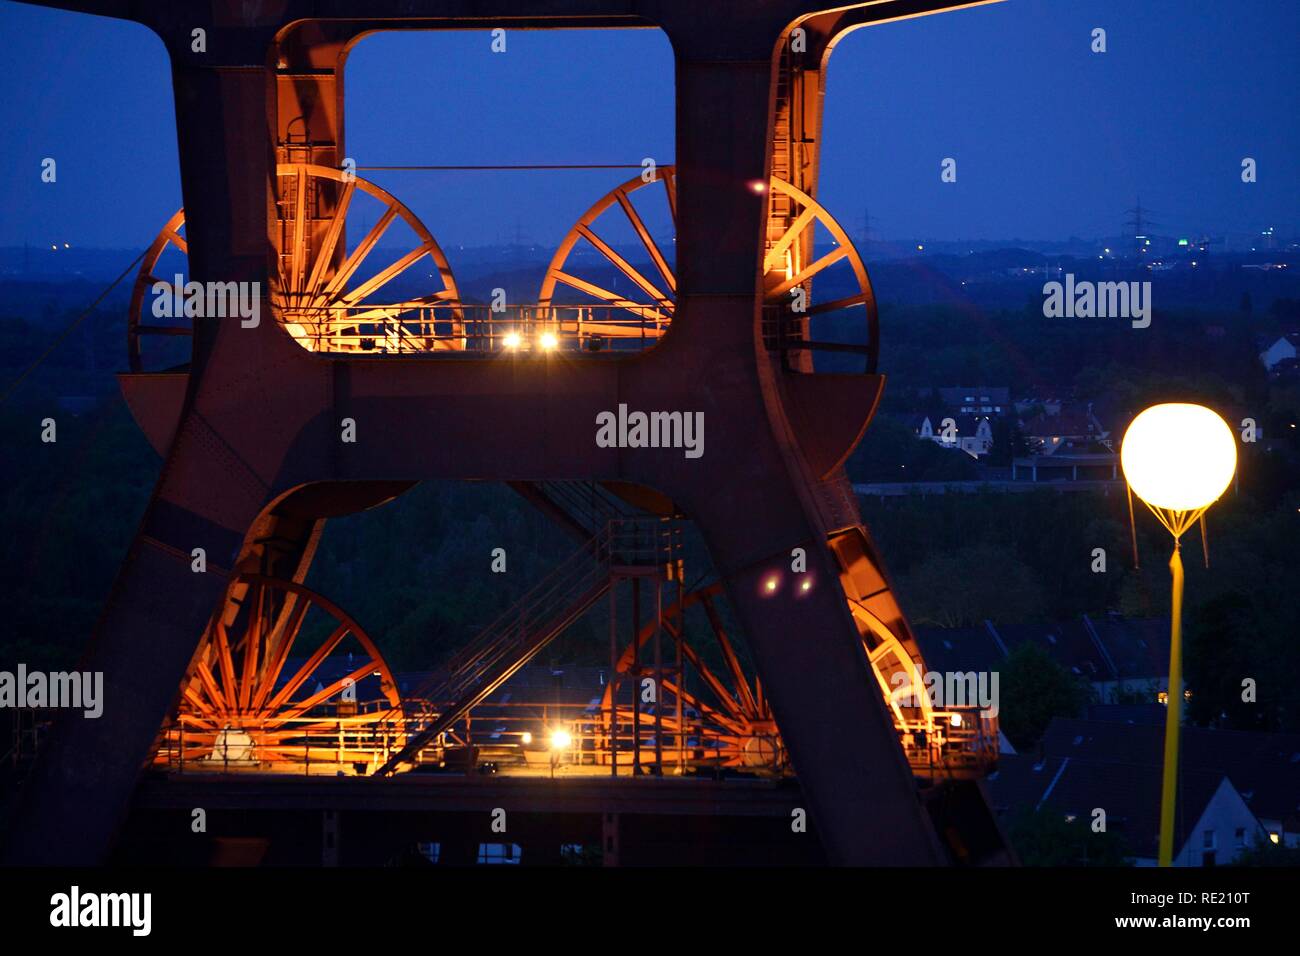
[1019,402,1111,457]
[989,718,1300,861]
[1259,333,1300,371]
[915,616,1170,705]
[989,742,1264,866]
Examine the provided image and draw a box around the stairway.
[508,479,634,542]
[770,44,797,237]
[378,515,673,774]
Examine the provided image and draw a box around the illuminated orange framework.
[9,0,1012,869]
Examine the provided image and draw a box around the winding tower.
[6,0,1010,867]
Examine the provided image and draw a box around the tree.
[986,417,1028,467]
[847,414,980,483]
[1007,808,1133,866]
[1229,839,1300,867]
[1185,592,1277,731]
[897,543,1045,629]
[998,642,1089,750]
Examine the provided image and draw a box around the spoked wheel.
[539,167,678,331]
[272,163,463,352]
[600,583,788,775]
[539,165,877,368]
[126,165,464,366]
[127,207,191,373]
[160,574,403,772]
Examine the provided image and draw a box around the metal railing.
[268,299,877,372]
[273,302,668,355]
[153,702,404,775]
[896,706,1000,779]
[150,697,790,778]
[147,666,989,781]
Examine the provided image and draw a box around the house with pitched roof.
[987,717,1288,865]
[914,616,1171,708]
[1259,332,1300,371]
[910,386,1011,458]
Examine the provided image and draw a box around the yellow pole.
[1157,540,1185,866]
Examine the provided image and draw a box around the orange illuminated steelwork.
[9,0,1013,869]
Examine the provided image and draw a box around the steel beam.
[4,0,1007,865]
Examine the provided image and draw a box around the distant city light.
[748,180,766,194]
[800,579,811,592]
[764,577,778,593]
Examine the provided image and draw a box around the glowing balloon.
[1121,404,1236,512]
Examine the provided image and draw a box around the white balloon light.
[1120,403,1237,512]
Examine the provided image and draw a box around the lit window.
[477,842,522,865]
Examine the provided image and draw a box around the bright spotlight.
[520,731,533,745]
[748,179,767,194]
[539,331,559,351]
[1121,404,1236,512]
[800,579,811,592]
[549,728,572,750]
[950,713,963,727]
[502,332,521,350]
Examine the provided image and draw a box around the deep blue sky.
[1,0,1296,251]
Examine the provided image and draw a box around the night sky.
[1,0,1296,250]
